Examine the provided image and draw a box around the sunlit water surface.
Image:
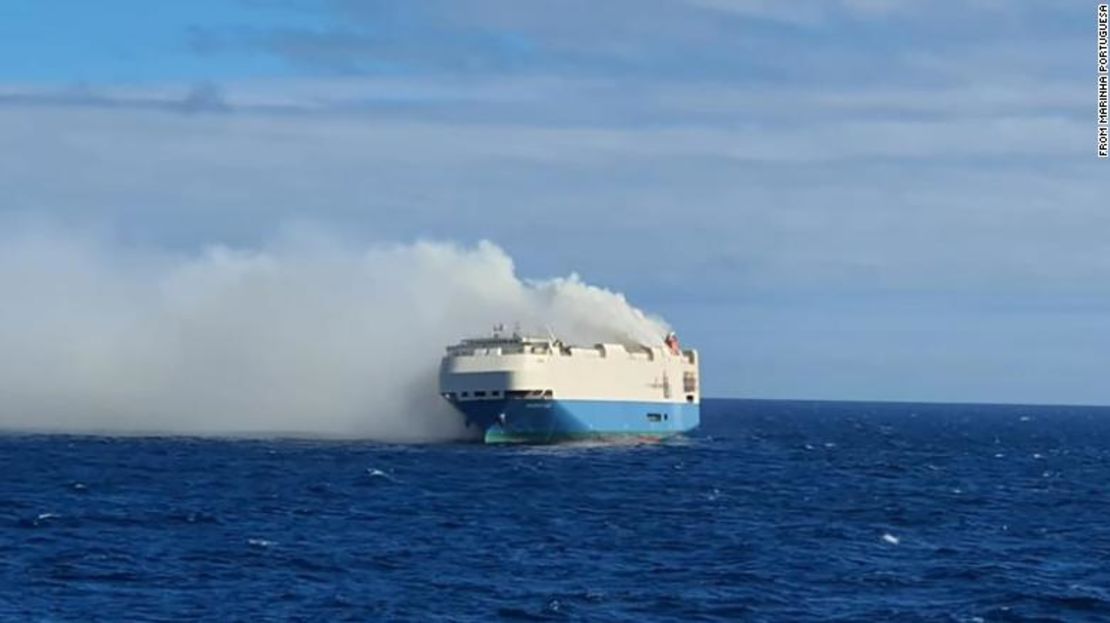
[2,399,1109,622]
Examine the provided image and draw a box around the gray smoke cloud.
[0,226,669,441]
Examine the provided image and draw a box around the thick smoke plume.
[0,228,668,441]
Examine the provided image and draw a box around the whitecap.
[247,538,274,548]
[365,468,401,483]
[882,533,900,545]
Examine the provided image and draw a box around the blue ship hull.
[448,398,700,444]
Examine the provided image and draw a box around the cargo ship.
[438,328,699,444]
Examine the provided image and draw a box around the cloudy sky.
[1,0,1105,405]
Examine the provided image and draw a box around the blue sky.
[1,0,1105,404]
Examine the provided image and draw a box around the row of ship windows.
[445,389,555,400]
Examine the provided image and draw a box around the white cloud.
[0,73,1102,302]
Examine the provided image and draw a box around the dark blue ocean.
[3,399,1110,622]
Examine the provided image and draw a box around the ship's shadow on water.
[469,434,700,452]
[3,398,1110,621]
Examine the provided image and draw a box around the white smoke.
[0,227,669,441]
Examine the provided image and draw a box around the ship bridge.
[446,332,563,358]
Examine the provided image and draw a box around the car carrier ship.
[439,328,699,444]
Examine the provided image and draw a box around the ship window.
[683,372,697,393]
[646,413,663,422]
[543,390,553,399]
[491,390,501,397]
[686,395,694,403]
[474,391,487,398]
